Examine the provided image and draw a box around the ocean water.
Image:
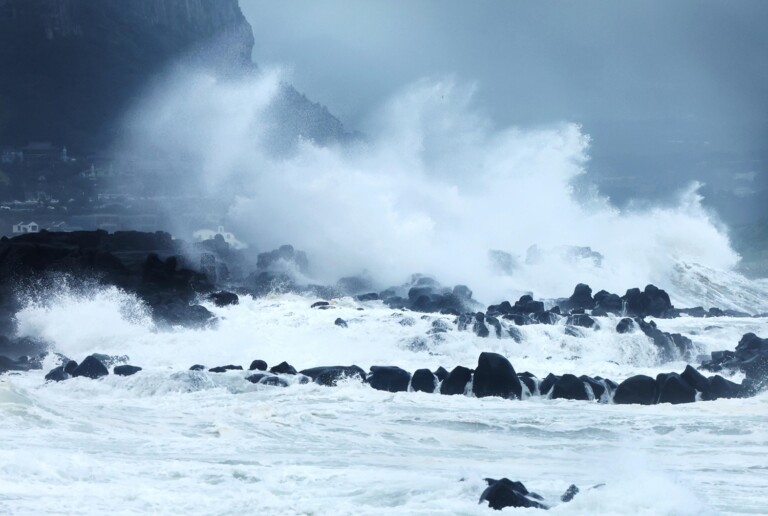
[1,290,766,515]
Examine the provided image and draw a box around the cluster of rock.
[41,341,762,404]
[479,478,582,510]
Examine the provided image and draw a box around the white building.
[193,226,247,250]
[12,222,40,234]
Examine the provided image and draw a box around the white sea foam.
[2,283,767,514]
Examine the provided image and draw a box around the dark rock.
[440,366,472,395]
[434,366,449,382]
[44,366,70,382]
[189,364,206,371]
[580,375,606,400]
[561,484,580,503]
[249,360,268,371]
[503,313,529,326]
[535,310,560,325]
[209,291,239,307]
[209,365,243,373]
[64,360,78,375]
[311,301,330,309]
[622,284,674,318]
[270,361,297,375]
[479,478,547,510]
[507,326,524,342]
[334,318,348,328]
[514,295,545,314]
[517,373,538,395]
[71,355,109,379]
[299,366,366,386]
[551,374,590,401]
[569,283,595,310]
[472,352,522,399]
[567,314,597,329]
[473,313,490,338]
[564,326,583,338]
[367,366,411,392]
[656,372,696,404]
[679,307,708,318]
[539,373,560,396]
[708,375,743,399]
[614,375,657,405]
[616,318,634,334]
[153,303,216,329]
[114,365,142,377]
[258,245,309,274]
[487,301,513,317]
[411,368,437,393]
[259,376,289,387]
[594,290,623,315]
[357,293,380,302]
[680,365,711,395]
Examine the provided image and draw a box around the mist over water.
[116,66,750,306]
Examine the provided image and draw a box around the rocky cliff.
[0,0,348,151]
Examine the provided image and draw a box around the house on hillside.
[193,226,247,250]
[12,221,39,234]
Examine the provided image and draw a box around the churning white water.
[1,288,767,514]
[2,63,766,515]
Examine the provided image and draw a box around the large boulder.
[472,352,522,399]
[249,360,268,371]
[622,285,674,318]
[299,366,366,386]
[411,368,437,393]
[708,375,743,399]
[613,375,657,405]
[551,374,590,401]
[656,373,696,404]
[539,373,560,396]
[440,366,473,395]
[616,318,634,334]
[270,361,297,375]
[568,283,595,310]
[594,290,623,315]
[367,366,411,393]
[71,355,109,379]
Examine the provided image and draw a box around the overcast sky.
[240,0,767,223]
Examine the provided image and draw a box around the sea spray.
[113,69,745,307]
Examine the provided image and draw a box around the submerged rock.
[299,366,366,386]
[44,366,70,382]
[209,365,243,373]
[114,365,142,377]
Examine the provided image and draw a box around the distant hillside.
[0,0,350,152]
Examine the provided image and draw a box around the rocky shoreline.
[0,230,766,402]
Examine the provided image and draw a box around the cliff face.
[0,0,347,152]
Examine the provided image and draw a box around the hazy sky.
[240,0,767,223]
